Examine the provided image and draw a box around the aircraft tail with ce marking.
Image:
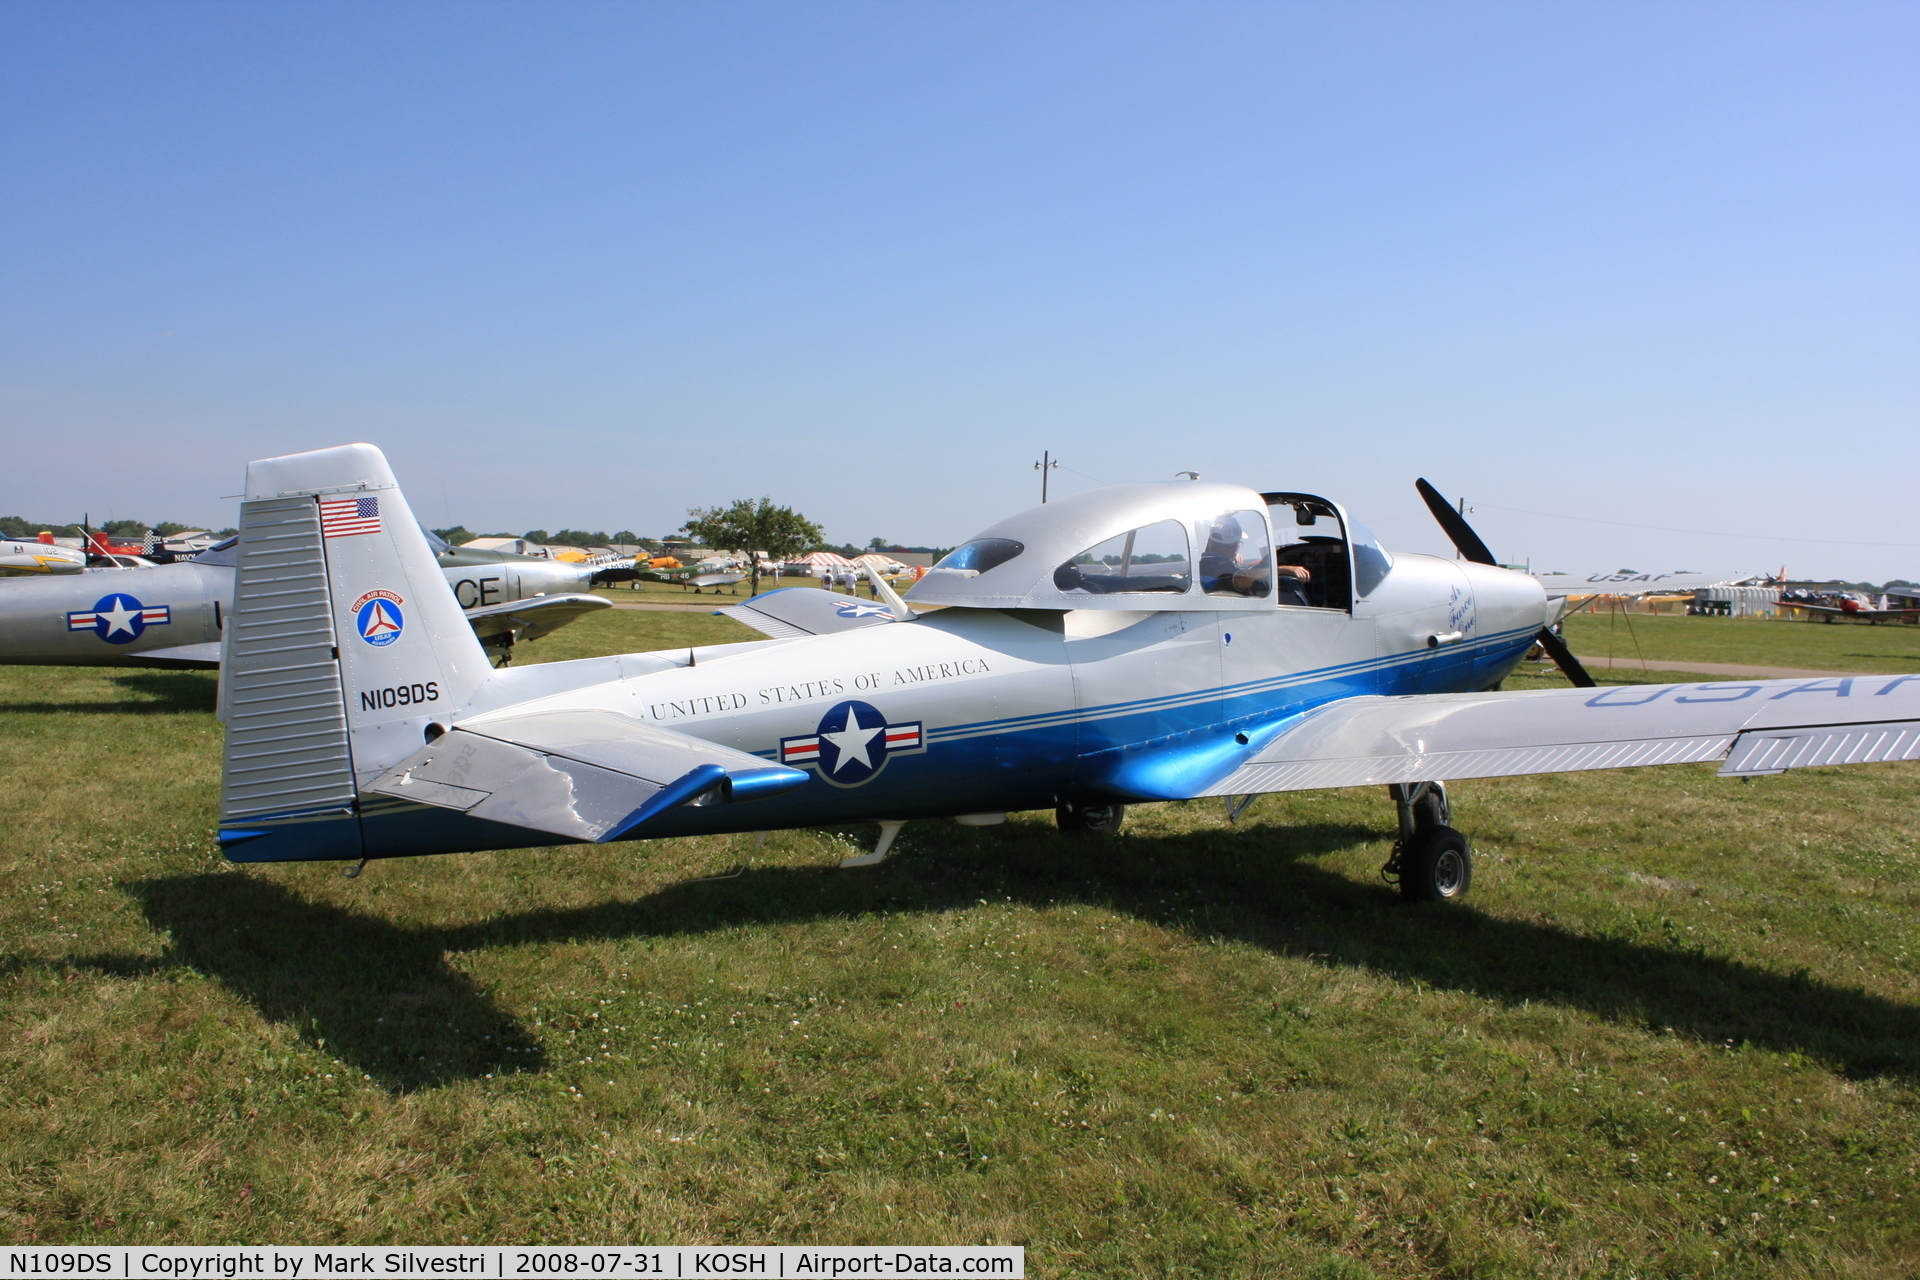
[217,443,495,861]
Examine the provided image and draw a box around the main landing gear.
[1382,782,1472,903]
[1056,801,1127,836]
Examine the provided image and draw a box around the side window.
[1200,510,1272,598]
[1053,520,1191,594]
[1267,499,1352,610]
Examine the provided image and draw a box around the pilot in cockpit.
[1200,513,1310,604]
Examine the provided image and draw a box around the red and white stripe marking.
[884,724,922,750]
[782,737,821,764]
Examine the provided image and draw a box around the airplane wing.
[1193,674,1920,799]
[462,592,612,644]
[118,642,224,670]
[365,707,807,843]
[1535,570,1743,599]
[713,587,900,640]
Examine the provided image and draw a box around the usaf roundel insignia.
[352,590,406,647]
[780,700,923,786]
[67,593,170,645]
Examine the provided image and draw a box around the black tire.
[1056,802,1126,836]
[1399,825,1472,903]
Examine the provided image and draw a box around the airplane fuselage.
[0,553,597,667]
[335,552,1550,860]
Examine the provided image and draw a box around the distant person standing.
[820,567,832,591]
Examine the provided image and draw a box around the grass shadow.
[0,670,218,716]
[102,817,1917,1091]
[102,873,545,1092]
[436,818,1920,1081]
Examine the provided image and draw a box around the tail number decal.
[361,681,439,711]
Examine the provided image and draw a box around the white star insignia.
[97,598,139,636]
[819,705,884,774]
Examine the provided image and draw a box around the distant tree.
[522,529,551,545]
[432,525,478,547]
[613,530,639,545]
[682,498,825,595]
[548,529,611,548]
[153,521,193,537]
[101,519,146,538]
[867,536,889,551]
[216,527,238,538]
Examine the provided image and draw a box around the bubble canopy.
[906,481,1293,612]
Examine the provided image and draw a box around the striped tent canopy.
[794,551,857,568]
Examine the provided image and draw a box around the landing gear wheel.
[1056,802,1126,836]
[1398,826,1472,903]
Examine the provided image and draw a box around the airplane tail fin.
[218,444,494,861]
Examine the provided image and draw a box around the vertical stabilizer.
[218,443,494,862]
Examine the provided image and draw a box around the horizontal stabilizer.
[462,592,611,643]
[117,642,223,670]
[715,587,900,640]
[365,706,807,842]
[1201,674,1920,797]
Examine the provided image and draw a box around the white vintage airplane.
[0,523,614,670]
[214,445,1920,902]
[0,535,87,577]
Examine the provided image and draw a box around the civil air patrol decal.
[352,590,406,647]
[67,593,170,644]
[780,700,923,786]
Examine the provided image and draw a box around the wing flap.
[1202,674,1920,797]
[365,706,806,841]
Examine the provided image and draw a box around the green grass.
[1,611,1916,1277]
[1562,611,1920,675]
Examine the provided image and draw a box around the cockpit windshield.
[1347,518,1393,597]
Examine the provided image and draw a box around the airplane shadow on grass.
[0,671,217,717]
[96,816,1918,1093]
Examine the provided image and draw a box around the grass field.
[2,606,1916,1277]
[1561,610,1920,675]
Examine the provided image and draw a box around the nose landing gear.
[1382,781,1472,902]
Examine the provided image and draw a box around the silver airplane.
[214,444,1920,902]
[0,522,615,670]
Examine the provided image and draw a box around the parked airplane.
[213,445,1920,904]
[0,534,86,577]
[0,524,611,669]
[1777,590,1920,625]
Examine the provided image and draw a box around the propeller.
[1413,479,1596,689]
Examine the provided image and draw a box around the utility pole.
[1034,451,1058,503]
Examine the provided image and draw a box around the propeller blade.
[1414,479,1497,566]
[1534,626,1596,688]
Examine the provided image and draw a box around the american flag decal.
[319,495,381,539]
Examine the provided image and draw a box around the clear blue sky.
[3,2,1914,578]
